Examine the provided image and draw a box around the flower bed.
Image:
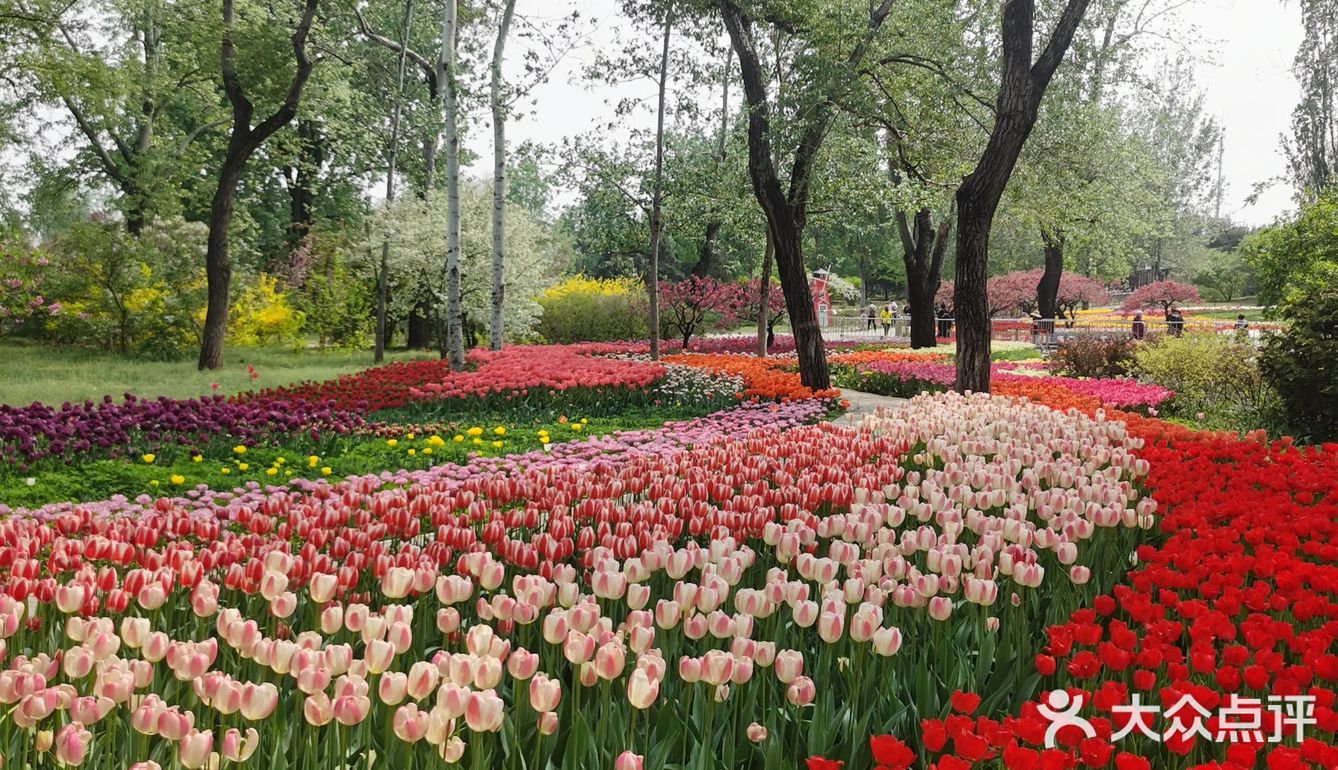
[0,393,1153,769]
[662,353,843,402]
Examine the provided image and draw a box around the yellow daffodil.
[169,474,184,485]
[141,454,156,464]
[428,435,445,447]
[233,445,247,455]
[238,462,249,472]
[308,455,319,466]
[406,432,415,440]
[423,447,433,456]
[321,466,332,476]
[386,438,398,448]
[454,435,464,443]
[493,426,506,436]
[265,467,278,477]
[572,423,583,432]
[580,418,588,424]
[467,426,483,437]
[539,436,550,444]
[407,448,416,456]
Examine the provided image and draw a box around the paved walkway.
[831,388,909,423]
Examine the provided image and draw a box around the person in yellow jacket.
[879,305,893,337]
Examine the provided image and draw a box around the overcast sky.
[472,0,1305,227]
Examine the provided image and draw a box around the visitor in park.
[936,302,952,338]
[865,303,877,331]
[1132,312,1146,340]
[879,305,893,337]
[1168,307,1185,336]
[1235,314,1249,334]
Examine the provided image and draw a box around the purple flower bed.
[0,394,363,475]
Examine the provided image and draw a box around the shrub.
[536,276,647,343]
[1133,333,1280,431]
[226,274,305,347]
[42,218,207,359]
[1258,277,1338,441]
[0,241,61,337]
[1051,336,1136,378]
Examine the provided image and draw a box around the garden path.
[832,387,908,422]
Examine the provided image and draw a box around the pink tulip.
[333,694,371,726]
[464,690,504,732]
[54,724,91,767]
[220,727,259,762]
[594,642,627,680]
[304,692,334,726]
[529,673,562,712]
[615,750,644,770]
[871,627,903,657]
[473,656,503,690]
[563,631,595,664]
[785,676,816,706]
[178,729,213,770]
[393,703,431,743]
[440,737,466,763]
[928,596,953,621]
[190,581,218,617]
[365,639,395,674]
[379,672,408,705]
[817,610,845,643]
[436,608,461,634]
[321,605,344,634]
[308,573,338,603]
[407,661,440,700]
[626,669,659,709]
[536,711,559,735]
[654,599,682,629]
[507,648,539,680]
[70,695,114,725]
[129,763,163,770]
[63,646,94,680]
[270,591,297,618]
[774,650,803,683]
[747,722,768,742]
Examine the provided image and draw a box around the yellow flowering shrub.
[536,275,647,343]
[226,274,305,347]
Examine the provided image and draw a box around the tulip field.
[0,341,1334,770]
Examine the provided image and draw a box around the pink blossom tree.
[659,276,747,348]
[1121,280,1201,314]
[737,278,788,352]
[1055,273,1109,319]
[0,242,61,337]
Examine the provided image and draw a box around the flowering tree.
[1122,280,1201,314]
[659,276,746,348]
[1054,273,1109,318]
[0,242,61,336]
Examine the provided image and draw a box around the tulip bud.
[615,751,644,770]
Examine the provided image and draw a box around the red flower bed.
[848,425,1338,769]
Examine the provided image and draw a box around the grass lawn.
[0,340,437,407]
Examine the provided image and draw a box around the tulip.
[393,703,431,743]
[220,727,259,763]
[507,648,539,680]
[440,737,466,763]
[407,661,440,700]
[54,724,91,767]
[928,596,953,621]
[178,729,213,770]
[774,650,803,683]
[333,694,372,726]
[379,672,408,705]
[464,690,504,732]
[747,722,768,742]
[36,729,53,753]
[536,711,559,735]
[304,692,334,726]
[529,674,562,712]
[594,642,626,680]
[240,682,278,721]
[615,751,644,770]
[786,676,816,706]
[308,573,338,603]
[626,669,659,709]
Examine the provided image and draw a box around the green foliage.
[42,218,208,359]
[1258,277,1338,442]
[1133,334,1280,432]
[226,274,305,348]
[535,276,648,343]
[1241,190,1338,307]
[1052,337,1137,378]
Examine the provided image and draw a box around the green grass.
[0,411,679,509]
[0,340,437,407]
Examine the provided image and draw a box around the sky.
[473,0,1306,227]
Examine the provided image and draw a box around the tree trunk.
[952,0,1092,392]
[1036,229,1063,325]
[692,220,721,278]
[441,0,465,369]
[376,0,416,365]
[286,119,322,252]
[756,230,773,356]
[772,218,829,388]
[199,0,320,370]
[489,0,517,351]
[646,7,673,360]
[407,302,430,348]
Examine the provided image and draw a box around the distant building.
[1128,265,1170,289]
[811,269,831,328]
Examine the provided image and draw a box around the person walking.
[1131,312,1145,340]
[865,303,877,331]
[1169,307,1185,337]
[879,305,893,338]
[935,302,951,338]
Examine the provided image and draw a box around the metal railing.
[815,314,1283,348]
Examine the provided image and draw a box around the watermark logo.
[1041,691,1316,749]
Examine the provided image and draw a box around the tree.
[488,0,519,351]
[739,276,788,349]
[720,0,897,390]
[646,5,674,360]
[659,275,744,348]
[199,0,321,370]
[1121,279,1200,313]
[440,0,465,369]
[374,0,416,364]
[1283,0,1338,200]
[954,0,1092,393]
[1241,189,1338,306]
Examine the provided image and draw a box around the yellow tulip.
[321,466,332,476]
[169,475,184,485]
[493,426,506,436]
[238,463,249,472]
[233,445,247,455]
[141,454,156,464]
